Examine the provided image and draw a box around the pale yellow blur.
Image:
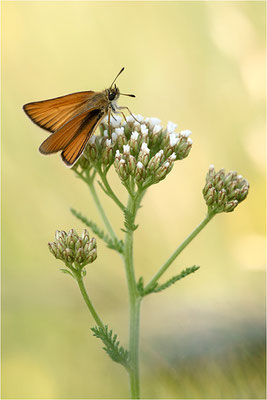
[2,2,265,399]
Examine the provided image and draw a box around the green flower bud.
[147,153,162,174]
[116,159,129,181]
[86,248,97,264]
[128,155,137,175]
[63,248,75,263]
[75,247,85,264]
[48,229,97,270]
[81,229,90,245]
[203,166,249,214]
[102,139,114,165]
[137,143,150,167]
[155,161,171,181]
[135,161,146,182]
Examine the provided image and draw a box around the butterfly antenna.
[110,67,125,88]
[120,93,135,98]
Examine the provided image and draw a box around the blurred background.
[2,1,265,399]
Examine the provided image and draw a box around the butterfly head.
[107,85,120,102]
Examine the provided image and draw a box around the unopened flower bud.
[75,247,85,263]
[147,150,164,174]
[203,166,249,213]
[86,248,97,264]
[128,155,137,175]
[138,142,150,167]
[116,159,129,181]
[135,161,146,182]
[63,248,75,263]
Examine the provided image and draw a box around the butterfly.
[23,67,136,166]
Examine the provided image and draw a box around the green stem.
[97,169,125,211]
[74,270,104,329]
[124,194,141,399]
[86,178,117,243]
[144,211,216,293]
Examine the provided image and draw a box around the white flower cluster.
[77,114,193,187]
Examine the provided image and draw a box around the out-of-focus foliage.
[2,1,265,398]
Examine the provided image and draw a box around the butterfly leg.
[116,106,141,124]
[108,108,111,135]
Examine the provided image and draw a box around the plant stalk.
[75,270,104,329]
[144,211,216,293]
[124,194,141,399]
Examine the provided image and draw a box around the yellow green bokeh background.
[2,1,265,399]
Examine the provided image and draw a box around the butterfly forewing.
[23,91,95,133]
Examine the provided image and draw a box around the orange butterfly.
[23,68,136,166]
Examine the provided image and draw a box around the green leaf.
[91,325,129,369]
[123,209,138,232]
[70,208,124,254]
[60,268,74,278]
[144,266,200,295]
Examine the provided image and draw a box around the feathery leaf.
[91,325,129,369]
[70,208,124,253]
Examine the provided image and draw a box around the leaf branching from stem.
[138,266,200,296]
[70,208,124,254]
[91,325,129,370]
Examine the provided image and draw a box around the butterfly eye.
[108,91,116,101]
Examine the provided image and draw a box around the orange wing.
[39,108,106,166]
[23,91,95,133]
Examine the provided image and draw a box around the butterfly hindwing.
[61,108,105,166]
[39,107,105,166]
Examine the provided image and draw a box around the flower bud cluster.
[76,115,192,186]
[203,165,249,213]
[48,229,97,268]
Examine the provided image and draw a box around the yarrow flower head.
[48,229,97,271]
[75,114,193,189]
[203,165,249,214]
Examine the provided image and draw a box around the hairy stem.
[144,211,216,293]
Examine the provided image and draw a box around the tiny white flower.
[164,161,170,168]
[180,129,192,137]
[133,114,144,122]
[115,127,124,136]
[89,135,96,144]
[105,139,112,147]
[187,138,193,144]
[112,132,118,142]
[131,131,139,140]
[140,124,148,136]
[119,159,126,165]
[169,152,177,161]
[126,115,134,123]
[155,150,164,158]
[111,116,122,128]
[145,117,161,128]
[167,121,178,133]
[237,174,243,179]
[123,144,130,154]
[209,164,215,169]
[137,161,144,169]
[103,130,109,137]
[141,142,150,154]
[153,124,162,134]
[169,133,179,147]
[115,150,121,158]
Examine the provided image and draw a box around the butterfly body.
[23,68,135,166]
